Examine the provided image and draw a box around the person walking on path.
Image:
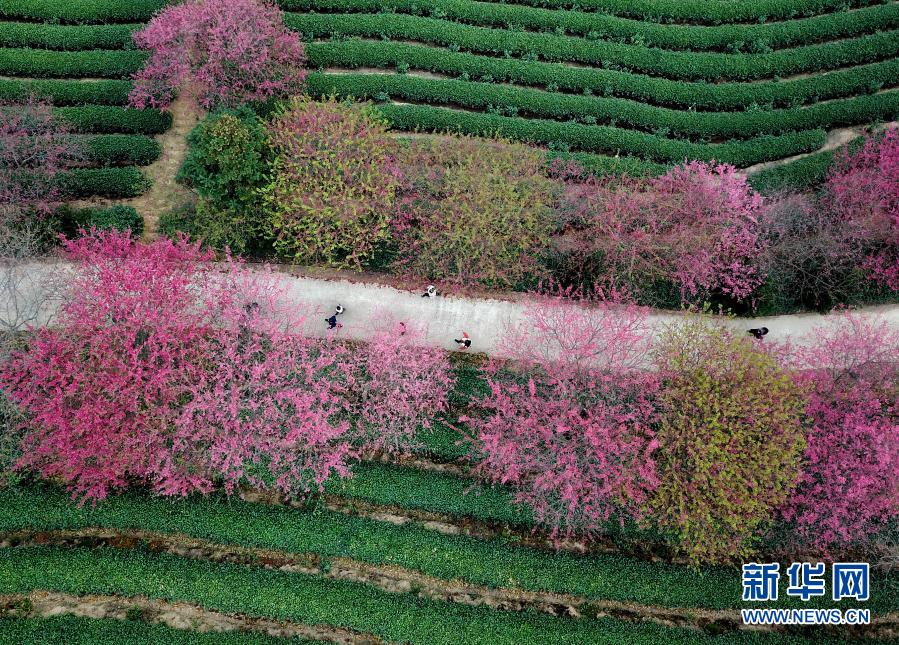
[422,285,438,298]
[326,304,345,330]
[748,327,769,340]
[454,331,471,350]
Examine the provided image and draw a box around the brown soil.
[0,590,386,643]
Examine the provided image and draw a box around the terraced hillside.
[293,0,899,178]
[3,0,897,196]
[0,0,172,200]
[1,357,897,644]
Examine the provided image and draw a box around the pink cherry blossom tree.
[556,161,766,307]
[777,312,899,553]
[464,288,660,539]
[129,0,307,110]
[0,230,354,502]
[349,315,454,454]
[824,127,899,292]
[0,96,81,220]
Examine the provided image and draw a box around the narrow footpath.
[11,262,898,358]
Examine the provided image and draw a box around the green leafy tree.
[649,316,807,564]
[177,108,270,254]
[260,97,401,269]
[393,135,558,289]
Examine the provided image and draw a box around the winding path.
[9,261,899,357]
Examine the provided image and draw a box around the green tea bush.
[376,103,825,165]
[286,13,897,81]
[0,22,136,50]
[374,0,879,25]
[58,204,144,235]
[307,41,899,111]
[309,72,899,140]
[260,97,401,268]
[0,78,132,106]
[83,134,160,166]
[58,167,150,198]
[649,317,806,564]
[0,48,146,79]
[54,106,172,134]
[392,135,557,289]
[282,0,898,52]
[0,0,166,23]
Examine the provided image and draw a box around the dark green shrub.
[59,204,144,236]
[158,203,201,242]
[177,108,271,254]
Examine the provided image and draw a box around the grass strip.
[0,546,865,644]
[306,41,899,111]
[0,0,166,25]
[373,103,826,166]
[287,13,899,82]
[0,615,312,645]
[282,0,899,53]
[327,460,528,524]
[0,22,137,50]
[0,78,132,105]
[2,485,896,613]
[0,48,145,78]
[309,72,899,139]
[545,149,667,177]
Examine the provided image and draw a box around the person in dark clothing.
[326,314,341,330]
[748,327,769,340]
[454,331,471,350]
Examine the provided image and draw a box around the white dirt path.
[12,262,898,358]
